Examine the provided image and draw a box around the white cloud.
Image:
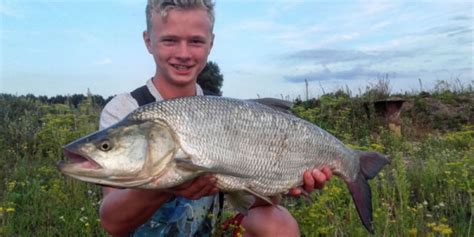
[0,2,23,18]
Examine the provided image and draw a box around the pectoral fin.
[242,187,274,206]
[226,191,256,215]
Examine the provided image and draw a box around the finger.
[170,180,194,192]
[303,170,315,193]
[312,169,327,189]
[172,175,215,196]
[289,187,302,196]
[189,182,215,199]
[189,175,220,199]
[322,167,332,180]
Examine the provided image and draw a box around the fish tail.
[347,151,389,234]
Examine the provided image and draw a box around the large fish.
[58,96,389,233]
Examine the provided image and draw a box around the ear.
[143,31,153,54]
[210,33,215,49]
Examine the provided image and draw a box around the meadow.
[0,81,472,236]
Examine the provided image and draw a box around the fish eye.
[98,140,112,151]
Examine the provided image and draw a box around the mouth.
[171,63,193,72]
[58,148,102,170]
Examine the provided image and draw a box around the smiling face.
[144,8,214,90]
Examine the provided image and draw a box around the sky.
[1,0,473,99]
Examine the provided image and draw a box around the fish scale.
[131,96,357,194]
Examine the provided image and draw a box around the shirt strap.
[130,85,156,106]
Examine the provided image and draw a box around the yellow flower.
[440,227,453,235]
[408,228,417,237]
[6,207,15,213]
[434,224,453,235]
[7,181,16,191]
[426,222,436,228]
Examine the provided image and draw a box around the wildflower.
[80,207,85,212]
[0,207,3,213]
[439,202,445,208]
[440,227,453,235]
[59,216,65,222]
[426,222,436,228]
[7,181,16,191]
[423,200,428,206]
[408,228,417,237]
[6,207,15,213]
[441,217,448,222]
[426,214,433,218]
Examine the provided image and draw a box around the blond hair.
[146,0,215,33]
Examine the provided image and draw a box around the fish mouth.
[58,148,102,170]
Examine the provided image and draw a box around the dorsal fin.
[248,98,293,114]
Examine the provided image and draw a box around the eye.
[98,140,112,151]
[161,37,177,45]
[190,38,205,45]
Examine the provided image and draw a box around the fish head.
[58,119,177,187]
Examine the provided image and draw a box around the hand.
[166,174,219,200]
[289,167,332,196]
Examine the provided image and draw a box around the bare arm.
[99,187,171,237]
[99,175,219,237]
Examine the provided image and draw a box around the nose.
[175,42,191,60]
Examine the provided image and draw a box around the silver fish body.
[59,96,389,233]
[131,96,357,193]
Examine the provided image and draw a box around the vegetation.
[197,61,225,96]
[1,80,472,236]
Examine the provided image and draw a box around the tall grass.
[1,80,472,236]
[0,95,106,236]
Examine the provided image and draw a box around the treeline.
[2,61,225,108]
[4,93,114,108]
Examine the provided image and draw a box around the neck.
[152,77,196,99]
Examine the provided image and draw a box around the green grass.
[1,85,472,236]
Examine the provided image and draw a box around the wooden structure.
[373,97,405,136]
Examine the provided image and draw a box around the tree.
[197,61,224,95]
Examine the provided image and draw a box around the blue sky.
[1,0,472,99]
